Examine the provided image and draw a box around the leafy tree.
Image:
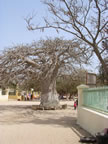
[0,38,88,108]
[20,74,41,91]
[56,69,86,96]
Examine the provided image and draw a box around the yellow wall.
[8,95,18,100]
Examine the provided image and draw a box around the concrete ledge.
[81,107,108,118]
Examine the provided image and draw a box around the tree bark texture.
[40,77,59,108]
[94,45,108,75]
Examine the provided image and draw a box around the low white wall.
[0,95,8,101]
[77,107,108,135]
[0,89,8,101]
[77,85,108,135]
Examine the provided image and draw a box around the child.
[74,101,77,110]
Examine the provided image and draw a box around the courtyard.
[0,101,90,144]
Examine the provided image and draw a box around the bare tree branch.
[25,0,108,76]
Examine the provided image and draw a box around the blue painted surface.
[83,87,108,113]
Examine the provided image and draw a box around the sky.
[0,0,99,72]
[0,0,71,50]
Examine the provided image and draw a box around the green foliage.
[20,78,41,91]
[56,70,86,95]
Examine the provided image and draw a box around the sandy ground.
[0,101,90,144]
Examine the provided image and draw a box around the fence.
[83,87,108,113]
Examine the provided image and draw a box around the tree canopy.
[0,38,88,87]
[0,38,89,108]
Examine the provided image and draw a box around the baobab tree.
[0,38,89,108]
[25,0,108,78]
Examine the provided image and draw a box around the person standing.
[74,101,77,110]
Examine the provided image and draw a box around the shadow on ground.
[0,105,90,138]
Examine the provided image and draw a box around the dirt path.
[0,101,90,144]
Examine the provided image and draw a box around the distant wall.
[0,89,8,101]
[8,95,17,100]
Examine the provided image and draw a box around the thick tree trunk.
[94,45,108,83]
[40,77,59,109]
[94,45,108,74]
